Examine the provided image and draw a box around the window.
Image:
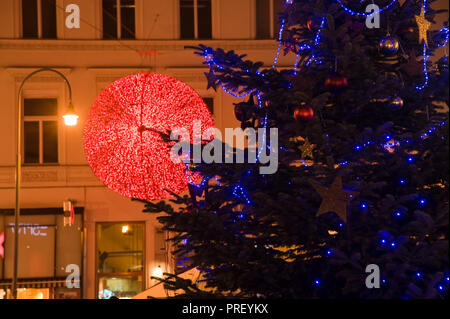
[203,97,214,115]
[256,0,284,39]
[23,98,58,164]
[96,223,144,299]
[102,0,136,39]
[22,0,57,39]
[180,0,212,39]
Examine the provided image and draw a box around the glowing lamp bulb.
[63,102,78,126]
[63,114,79,126]
[122,225,129,233]
[152,266,164,278]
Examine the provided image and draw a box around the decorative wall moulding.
[0,165,102,188]
[0,39,277,52]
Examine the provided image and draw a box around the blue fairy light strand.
[335,0,398,17]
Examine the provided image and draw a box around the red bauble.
[294,105,314,122]
[84,73,214,201]
[307,17,322,32]
[324,72,348,92]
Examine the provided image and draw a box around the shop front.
[0,207,83,299]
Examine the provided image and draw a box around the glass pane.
[55,214,82,277]
[3,216,56,278]
[97,223,144,273]
[203,97,214,115]
[102,0,118,39]
[24,121,39,164]
[273,0,284,38]
[22,0,38,38]
[43,121,58,163]
[24,98,58,116]
[256,0,270,39]
[180,0,194,39]
[197,0,212,39]
[41,0,57,38]
[98,275,142,299]
[121,0,135,39]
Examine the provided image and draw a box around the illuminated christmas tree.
[140,0,449,298]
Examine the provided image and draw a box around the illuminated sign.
[0,231,4,258]
[9,223,48,236]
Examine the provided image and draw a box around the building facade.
[0,0,295,299]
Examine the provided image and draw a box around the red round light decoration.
[84,73,214,201]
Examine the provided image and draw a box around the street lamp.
[63,101,79,126]
[12,68,78,299]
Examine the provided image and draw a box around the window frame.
[179,0,212,40]
[256,0,282,39]
[102,0,136,40]
[95,221,146,299]
[22,97,59,165]
[21,0,57,39]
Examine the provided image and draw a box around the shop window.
[102,0,136,39]
[180,0,212,39]
[256,0,283,39]
[23,98,58,164]
[22,0,57,39]
[0,209,83,299]
[96,223,144,299]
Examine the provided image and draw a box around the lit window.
[180,0,212,40]
[102,0,136,39]
[23,98,59,164]
[22,0,57,39]
[96,223,144,298]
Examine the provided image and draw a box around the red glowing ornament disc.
[84,73,214,200]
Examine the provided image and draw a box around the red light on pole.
[0,232,4,258]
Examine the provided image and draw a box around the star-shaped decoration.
[415,7,431,46]
[401,50,424,77]
[204,70,218,91]
[298,138,316,159]
[311,176,359,223]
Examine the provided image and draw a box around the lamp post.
[12,68,78,299]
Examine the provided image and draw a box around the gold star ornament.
[415,7,431,46]
[298,138,316,159]
[311,176,359,223]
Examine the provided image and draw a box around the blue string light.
[415,42,430,90]
[436,26,449,47]
[335,0,398,17]
[203,53,253,98]
[416,0,430,90]
[273,19,286,69]
[233,185,252,205]
[273,0,294,69]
